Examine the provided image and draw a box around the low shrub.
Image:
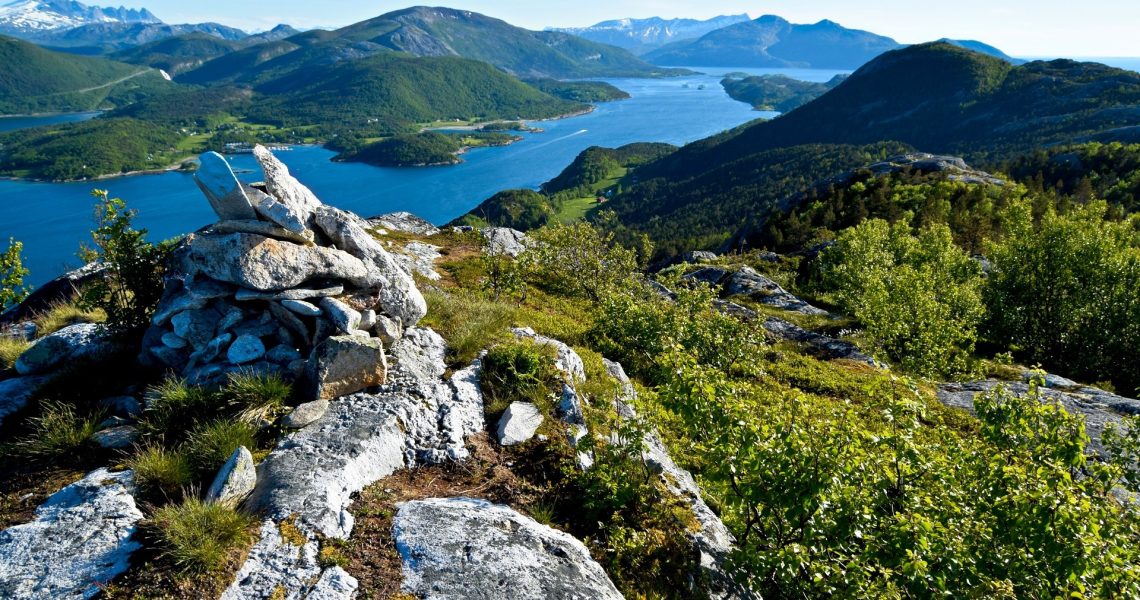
[479,341,561,418]
[151,497,256,574]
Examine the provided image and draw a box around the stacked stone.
[141,146,427,399]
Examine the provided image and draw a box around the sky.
[111,0,1140,58]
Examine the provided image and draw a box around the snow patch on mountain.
[0,0,160,34]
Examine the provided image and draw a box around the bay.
[0,111,100,133]
[0,68,845,287]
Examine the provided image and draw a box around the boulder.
[98,396,141,418]
[235,286,345,302]
[282,399,329,429]
[195,152,259,221]
[557,384,586,426]
[511,327,585,382]
[368,212,440,236]
[481,227,528,257]
[206,446,257,506]
[212,219,314,246]
[496,402,544,446]
[227,335,267,365]
[393,497,623,600]
[762,317,881,367]
[0,375,51,428]
[15,323,114,376]
[313,206,427,326]
[683,266,730,287]
[179,232,370,292]
[0,469,142,600]
[246,329,483,539]
[309,335,387,401]
[161,333,188,349]
[319,297,361,334]
[252,146,322,220]
[682,250,718,264]
[724,267,829,316]
[373,315,403,345]
[0,263,106,325]
[91,426,139,449]
[281,299,321,317]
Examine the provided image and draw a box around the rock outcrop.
[937,378,1140,456]
[679,263,829,316]
[141,146,426,391]
[15,323,117,376]
[393,497,623,600]
[0,469,143,600]
[368,211,441,236]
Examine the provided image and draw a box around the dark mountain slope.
[109,33,240,75]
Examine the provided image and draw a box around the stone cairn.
[141,146,426,399]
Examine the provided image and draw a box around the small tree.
[524,221,641,303]
[79,190,169,334]
[481,241,527,303]
[0,237,30,311]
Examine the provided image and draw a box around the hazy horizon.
[65,0,1140,58]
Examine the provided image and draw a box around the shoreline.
[422,105,597,133]
[0,110,103,119]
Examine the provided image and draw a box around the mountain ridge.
[549,14,751,54]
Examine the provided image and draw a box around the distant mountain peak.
[0,0,160,35]
[551,14,752,54]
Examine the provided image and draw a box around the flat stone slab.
[0,469,143,600]
[393,497,623,600]
[496,401,544,446]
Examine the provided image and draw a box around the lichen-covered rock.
[221,520,322,600]
[15,323,115,376]
[397,241,443,281]
[368,211,440,236]
[309,335,387,401]
[246,329,483,539]
[206,446,257,506]
[211,219,314,246]
[282,399,329,429]
[481,227,528,257]
[280,299,321,317]
[496,401,544,446]
[724,267,828,316]
[319,297,361,334]
[313,205,427,326]
[305,566,358,600]
[252,145,322,220]
[0,469,142,600]
[227,334,267,365]
[393,497,623,600]
[179,233,371,292]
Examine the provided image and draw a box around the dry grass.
[31,300,106,337]
[0,336,29,370]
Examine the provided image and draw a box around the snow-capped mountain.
[550,14,751,54]
[0,0,160,35]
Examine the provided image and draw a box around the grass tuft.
[32,300,106,338]
[421,290,517,365]
[223,371,292,425]
[480,341,561,419]
[184,420,258,478]
[15,401,103,458]
[151,497,256,574]
[128,445,194,503]
[0,336,30,370]
[140,378,220,442]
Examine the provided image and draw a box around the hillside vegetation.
[721,73,846,112]
[0,34,172,114]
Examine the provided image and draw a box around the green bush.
[819,219,984,377]
[151,497,255,574]
[15,401,103,458]
[523,221,641,303]
[479,341,561,418]
[0,237,29,311]
[983,200,1140,394]
[184,420,258,477]
[78,190,171,335]
[129,445,194,502]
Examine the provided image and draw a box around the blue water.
[0,111,100,133]
[0,69,845,287]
